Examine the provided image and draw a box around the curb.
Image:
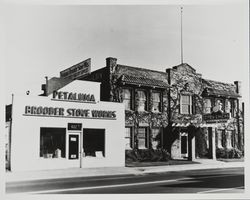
[5,162,244,183]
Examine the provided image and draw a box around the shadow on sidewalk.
[126,159,200,167]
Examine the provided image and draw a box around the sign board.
[52,90,95,103]
[60,58,91,80]
[68,123,82,131]
[203,113,230,123]
[24,106,117,120]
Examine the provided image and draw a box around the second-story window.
[225,99,231,114]
[204,98,212,114]
[137,90,147,111]
[180,95,192,114]
[122,89,132,110]
[152,92,161,112]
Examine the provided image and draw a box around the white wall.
[10,81,125,171]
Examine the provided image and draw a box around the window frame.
[151,90,162,112]
[151,127,161,149]
[137,127,148,149]
[122,88,133,110]
[136,89,148,112]
[204,98,212,114]
[40,127,66,159]
[180,94,192,115]
[82,128,105,157]
[125,127,133,149]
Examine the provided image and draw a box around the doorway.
[68,133,80,160]
[181,132,188,158]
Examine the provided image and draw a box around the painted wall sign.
[68,123,82,131]
[60,58,91,80]
[23,105,116,119]
[52,91,95,103]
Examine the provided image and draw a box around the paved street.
[6,167,244,194]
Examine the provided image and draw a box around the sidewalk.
[5,159,244,183]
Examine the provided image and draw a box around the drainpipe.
[9,94,14,171]
[45,76,48,96]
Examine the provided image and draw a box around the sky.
[2,0,249,104]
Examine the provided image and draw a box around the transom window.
[152,92,161,112]
[181,95,192,114]
[122,89,132,110]
[137,90,147,111]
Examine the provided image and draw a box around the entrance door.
[181,132,188,158]
[68,134,79,160]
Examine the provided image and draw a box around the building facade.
[6,80,125,171]
[81,57,244,160]
[5,57,244,171]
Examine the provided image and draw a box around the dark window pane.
[40,128,66,158]
[83,129,105,157]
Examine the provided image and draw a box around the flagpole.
[181,6,183,64]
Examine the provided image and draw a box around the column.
[188,130,196,161]
[208,127,216,159]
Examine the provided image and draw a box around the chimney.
[166,68,172,85]
[234,81,242,96]
[106,57,117,73]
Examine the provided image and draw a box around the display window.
[83,129,105,157]
[40,128,66,158]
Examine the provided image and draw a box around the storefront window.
[40,128,66,158]
[137,90,147,111]
[151,128,160,149]
[152,92,161,112]
[83,129,105,157]
[181,95,192,114]
[204,98,212,114]
[122,89,132,110]
[138,128,147,149]
[125,127,132,149]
